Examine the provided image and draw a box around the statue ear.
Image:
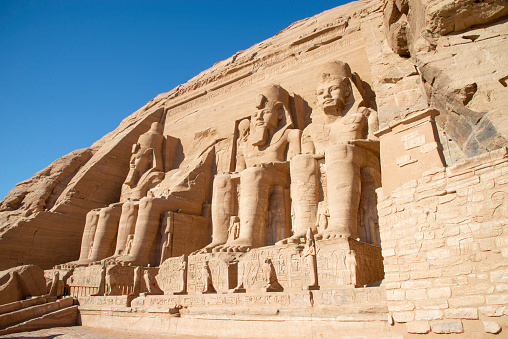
[344,79,352,98]
[143,148,154,164]
[278,105,285,120]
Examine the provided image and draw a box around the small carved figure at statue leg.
[303,227,319,290]
[261,258,283,292]
[199,261,216,294]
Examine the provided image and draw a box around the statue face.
[250,101,282,146]
[252,103,279,131]
[316,77,350,115]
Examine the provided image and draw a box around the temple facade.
[1,0,507,337]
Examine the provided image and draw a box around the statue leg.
[215,167,271,252]
[277,154,319,244]
[323,144,361,239]
[77,209,100,261]
[116,196,196,266]
[204,174,235,251]
[114,201,139,256]
[89,204,123,261]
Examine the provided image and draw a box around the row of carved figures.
[64,60,381,269]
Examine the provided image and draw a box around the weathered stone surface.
[0,265,47,306]
[0,0,507,337]
[406,321,430,334]
[380,0,508,165]
[431,321,464,334]
[483,321,502,334]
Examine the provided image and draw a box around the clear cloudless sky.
[0,0,349,199]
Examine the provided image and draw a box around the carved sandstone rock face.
[0,0,506,271]
[382,0,508,164]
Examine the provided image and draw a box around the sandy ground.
[0,326,212,339]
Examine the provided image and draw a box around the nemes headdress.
[316,61,352,83]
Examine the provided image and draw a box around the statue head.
[149,121,163,134]
[250,84,292,147]
[237,118,250,142]
[316,61,352,115]
[124,122,163,187]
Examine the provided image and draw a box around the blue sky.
[0,0,348,199]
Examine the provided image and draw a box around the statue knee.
[99,206,113,218]
[241,167,265,184]
[214,174,232,190]
[291,154,317,177]
[122,201,136,213]
[139,197,155,210]
[326,144,357,163]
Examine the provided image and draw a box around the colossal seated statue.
[68,121,213,267]
[202,84,301,253]
[70,122,166,267]
[279,61,380,244]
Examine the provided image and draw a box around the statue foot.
[212,239,252,253]
[62,259,93,268]
[113,255,146,266]
[319,230,348,240]
[228,283,246,293]
[191,241,227,255]
[276,234,305,245]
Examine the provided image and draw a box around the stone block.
[392,311,415,323]
[385,282,401,290]
[406,289,427,300]
[401,280,432,290]
[406,321,431,334]
[386,290,405,301]
[428,286,451,299]
[453,282,494,296]
[431,321,464,334]
[495,284,508,293]
[486,294,508,305]
[448,295,485,307]
[414,309,443,321]
[490,268,508,283]
[382,248,395,257]
[426,248,451,260]
[444,307,479,319]
[389,302,415,312]
[416,299,449,310]
[483,321,502,334]
[479,305,507,317]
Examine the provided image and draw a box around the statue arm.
[235,148,247,172]
[367,108,380,141]
[349,108,380,155]
[287,129,302,160]
[301,138,315,155]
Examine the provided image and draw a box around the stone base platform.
[77,287,393,338]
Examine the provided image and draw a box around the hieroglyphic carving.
[187,254,238,293]
[104,265,135,296]
[143,269,162,295]
[156,255,187,295]
[165,29,363,118]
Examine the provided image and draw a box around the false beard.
[251,126,268,147]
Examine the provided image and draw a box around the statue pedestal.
[186,253,239,294]
[315,237,384,289]
[164,238,384,295]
